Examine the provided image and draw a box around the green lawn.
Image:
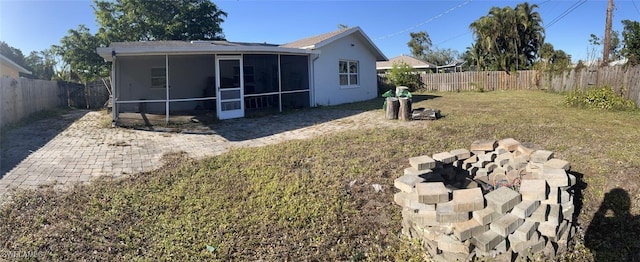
[1,90,639,261]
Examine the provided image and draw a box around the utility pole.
[602,0,614,66]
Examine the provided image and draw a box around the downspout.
[165,54,169,124]
[310,53,320,107]
[111,50,118,127]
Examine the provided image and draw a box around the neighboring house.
[0,54,31,78]
[436,60,466,73]
[97,26,387,122]
[376,54,436,74]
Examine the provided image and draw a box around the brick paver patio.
[1,108,427,202]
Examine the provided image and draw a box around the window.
[339,60,359,86]
[151,67,166,88]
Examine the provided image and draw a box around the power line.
[373,0,473,40]
[538,0,552,6]
[433,0,550,48]
[434,31,470,47]
[434,0,552,47]
[632,0,640,15]
[545,0,587,29]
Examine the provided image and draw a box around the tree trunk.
[398,97,411,121]
[385,97,399,120]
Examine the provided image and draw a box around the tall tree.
[514,2,544,69]
[407,31,432,59]
[589,31,623,64]
[587,33,602,65]
[424,47,459,66]
[621,19,640,66]
[609,31,622,61]
[0,41,27,69]
[469,2,544,71]
[55,25,110,84]
[25,50,56,80]
[463,43,487,71]
[549,49,571,72]
[93,0,227,42]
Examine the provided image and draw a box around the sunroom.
[97,41,317,123]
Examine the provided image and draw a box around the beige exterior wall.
[0,62,21,78]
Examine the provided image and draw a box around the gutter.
[97,46,320,61]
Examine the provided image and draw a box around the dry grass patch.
[1,90,639,261]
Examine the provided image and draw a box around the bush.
[386,61,423,91]
[565,86,638,111]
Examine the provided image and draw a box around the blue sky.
[1,0,639,63]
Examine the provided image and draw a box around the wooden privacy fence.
[81,80,110,109]
[420,70,539,92]
[543,65,640,106]
[0,78,110,129]
[379,65,640,106]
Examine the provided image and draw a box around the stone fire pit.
[394,138,576,261]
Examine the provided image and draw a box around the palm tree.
[515,2,544,68]
[464,43,486,70]
[469,3,545,72]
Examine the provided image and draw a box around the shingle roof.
[376,55,436,70]
[280,26,387,61]
[99,27,387,61]
[280,28,350,48]
[110,40,279,48]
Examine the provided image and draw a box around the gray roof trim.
[0,54,32,74]
[282,27,387,61]
[98,41,318,61]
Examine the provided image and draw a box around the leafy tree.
[587,33,601,65]
[93,0,227,42]
[424,47,459,66]
[387,61,422,91]
[407,31,432,59]
[539,42,554,61]
[468,2,544,71]
[51,0,228,85]
[463,43,487,71]
[24,50,56,80]
[549,49,571,73]
[0,41,27,70]
[54,25,110,85]
[587,31,622,64]
[536,43,570,74]
[621,19,640,66]
[609,31,622,61]
[407,31,458,66]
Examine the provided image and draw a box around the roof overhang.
[312,27,387,61]
[0,54,31,74]
[376,65,433,70]
[98,45,320,62]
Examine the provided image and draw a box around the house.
[436,60,466,73]
[376,54,436,75]
[0,54,31,78]
[96,26,387,123]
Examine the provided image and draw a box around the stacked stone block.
[394,138,577,261]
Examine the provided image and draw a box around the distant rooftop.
[376,54,436,70]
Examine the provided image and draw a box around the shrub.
[565,86,638,111]
[386,61,423,91]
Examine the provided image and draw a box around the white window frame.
[339,60,359,87]
[151,67,166,88]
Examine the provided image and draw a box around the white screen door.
[216,56,244,119]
